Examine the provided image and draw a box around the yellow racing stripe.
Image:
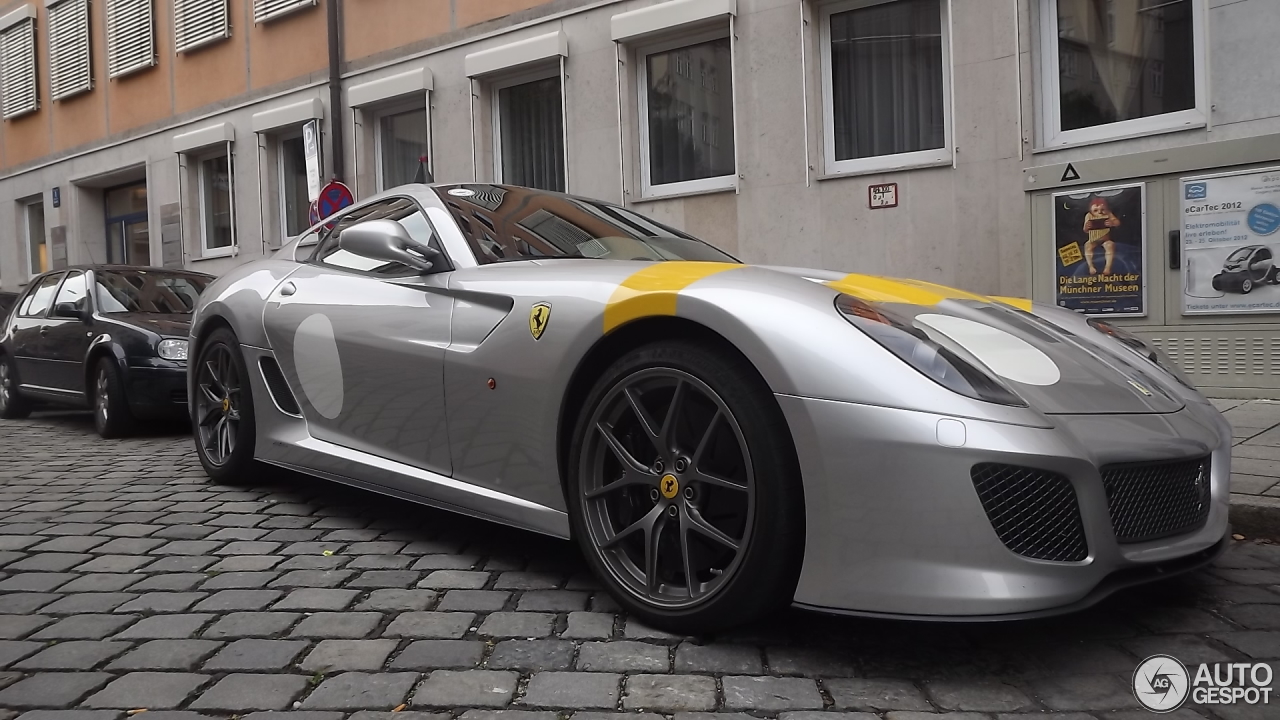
[604,262,742,332]
[826,273,993,306]
[991,296,1034,312]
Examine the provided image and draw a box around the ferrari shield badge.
[529,302,552,341]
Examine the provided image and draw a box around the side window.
[18,273,64,318]
[1258,248,1273,262]
[53,272,88,311]
[311,197,450,276]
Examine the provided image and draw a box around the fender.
[83,334,128,399]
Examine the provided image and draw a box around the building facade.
[0,0,1278,396]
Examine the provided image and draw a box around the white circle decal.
[293,313,344,419]
[915,314,1061,386]
[1132,655,1190,713]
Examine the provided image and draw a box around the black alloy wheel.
[0,355,31,419]
[568,340,804,633]
[193,328,259,484]
[93,358,134,438]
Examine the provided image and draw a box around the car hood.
[762,266,1185,415]
[101,313,194,338]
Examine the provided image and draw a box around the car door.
[42,270,95,393]
[10,272,64,388]
[263,196,456,478]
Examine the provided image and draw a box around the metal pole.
[615,41,626,203]
[560,54,570,193]
[326,0,345,181]
[729,14,741,194]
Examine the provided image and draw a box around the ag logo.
[1133,654,1190,713]
[529,302,552,341]
[660,474,680,500]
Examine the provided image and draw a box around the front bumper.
[780,394,1231,618]
[125,358,189,419]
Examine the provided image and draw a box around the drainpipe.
[326,0,345,182]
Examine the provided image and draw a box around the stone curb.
[1229,493,1280,540]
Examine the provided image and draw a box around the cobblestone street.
[1,413,1278,720]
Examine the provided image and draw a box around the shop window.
[638,32,736,198]
[820,0,951,176]
[377,106,430,191]
[494,73,565,192]
[1040,0,1205,148]
[199,152,234,255]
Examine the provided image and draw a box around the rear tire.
[93,358,135,439]
[0,354,31,419]
[192,328,261,486]
[567,340,805,634]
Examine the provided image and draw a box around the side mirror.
[338,219,442,273]
[53,302,89,322]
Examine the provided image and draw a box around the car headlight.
[834,294,1025,406]
[1086,318,1193,387]
[157,339,189,361]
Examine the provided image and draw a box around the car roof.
[31,265,216,279]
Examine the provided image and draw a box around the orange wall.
[250,0,329,89]
[108,0,175,133]
[344,0,450,61]
[173,0,249,114]
[51,0,107,152]
[456,0,547,28]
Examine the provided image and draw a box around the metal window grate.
[106,0,155,78]
[0,15,37,118]
[1102,456,1211,543]
[253,0,316,24]
[174,0,229,53]
[971,463,1089,562]
[48,0,92,100]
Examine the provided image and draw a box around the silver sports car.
[189,183,1231,632]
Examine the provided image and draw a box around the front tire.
[0,354,31,419]
[193,328,260,485]
[567,340,804,634]
[1243,278,1254,294]
[93,358,135,439]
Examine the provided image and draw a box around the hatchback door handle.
[280,282,296,297]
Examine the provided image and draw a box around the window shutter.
[1,15,38,118]
[174,0,229,53]
[48,0,91,100]
[106,0,155,78]
[253,0,316,24]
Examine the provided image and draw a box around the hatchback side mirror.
[53,302,89,322]
[339,219,442,273]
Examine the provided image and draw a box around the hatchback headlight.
[157,339,189,361]
[835,294,1025,406]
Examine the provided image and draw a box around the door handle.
[38,327,47,336]
[280,282,297,297]
[1169,230,1181,270]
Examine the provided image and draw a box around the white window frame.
[196,147,236,258]
[373,97,432,193]
[636,26,737,199]
[490,65,565,189]
[1037,0,1207,150]
[23,198,47,278]
[819,0,954,177]
[277,129,307,240]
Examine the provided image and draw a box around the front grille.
[1102,456,1211,543]
[971,463,1089,562]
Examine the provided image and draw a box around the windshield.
[95,270,211,314]
[1226,247,1255,262]
[436,184,738,264]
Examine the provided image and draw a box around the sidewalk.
[1215,398,1280,538]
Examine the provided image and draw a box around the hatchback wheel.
[93,358,134,438]
[193,328,260,484]
[0,355,31,419]
[567,340,804,633]
[1243,278,1254,294]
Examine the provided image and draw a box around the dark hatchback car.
[0,266,213,437]
[0,291,17,316]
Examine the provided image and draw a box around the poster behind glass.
[1181,167,1280,315]
[1053,183,1146,317]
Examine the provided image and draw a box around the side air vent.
[258,357,301,416]
[971,463,1089,562]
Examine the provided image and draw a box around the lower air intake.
[1103,456,1211,543]
[971,463,1089,562]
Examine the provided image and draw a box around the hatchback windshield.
[436,184,738,264]
[1226,247,1255,263]
[95,270,211,314]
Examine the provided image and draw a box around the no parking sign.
[309,180,355,227]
